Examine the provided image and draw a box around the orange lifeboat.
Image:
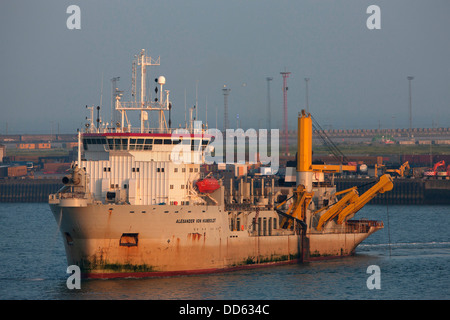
[196,177,220,193]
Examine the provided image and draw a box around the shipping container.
[7,165,27,177]
[17,143,36,149]
[37,143,51,149]
[434,140,450,145]
[0,165,27,178]
[402,154,427,166]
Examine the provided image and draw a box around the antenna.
[100,72,104,111]
[111,77,121,124]
[137,49,160,132]
[96,106,101,130]
[132,58,137,102]
[168,102,172,128]
[407,76,414,134]
[280,70,291,156]
[196,80,198,121]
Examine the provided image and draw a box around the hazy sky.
[1,0,449,134]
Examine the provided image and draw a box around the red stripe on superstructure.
[82,133,211,138]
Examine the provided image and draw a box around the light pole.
[266,77,273,129]
[407,76,414,133]
[222,85,231,131]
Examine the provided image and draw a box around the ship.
[49,50,394,279]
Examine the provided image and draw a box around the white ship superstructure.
[79,50,207,207]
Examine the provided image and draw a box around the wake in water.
[358,241,450,258]
[360,241,450,248]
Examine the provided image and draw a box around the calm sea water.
[0,203,448,300]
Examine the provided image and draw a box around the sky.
[1,0,449,134]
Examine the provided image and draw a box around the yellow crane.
[316,174,393,231]
[276,184,314,229]
[386,161,410,178]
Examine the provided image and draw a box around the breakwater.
[0,179,61,202]
[335,178,450,205]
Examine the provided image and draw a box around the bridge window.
[144,139,153,150]
[121,139,128,149]
[129,138,136,150]
[113,138,127,150]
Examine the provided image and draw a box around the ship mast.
[108,50,172,134]
[138,49,160,133]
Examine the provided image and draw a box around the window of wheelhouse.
[112,138,128,150]
[128,138,136,150]
[144,139,153,150]
[128,138,153,150]
[135,139,144,150]
[82,137,107,150]
[82,138,89,150]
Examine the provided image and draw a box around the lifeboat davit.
[196,177,220,193]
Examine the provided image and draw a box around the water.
[0,203,448,300]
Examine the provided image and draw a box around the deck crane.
[275,110,392,233]
[315,174,393,231]
[275,184,313,229]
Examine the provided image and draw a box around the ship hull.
[50,202,380,279]
[307,228,379,260]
